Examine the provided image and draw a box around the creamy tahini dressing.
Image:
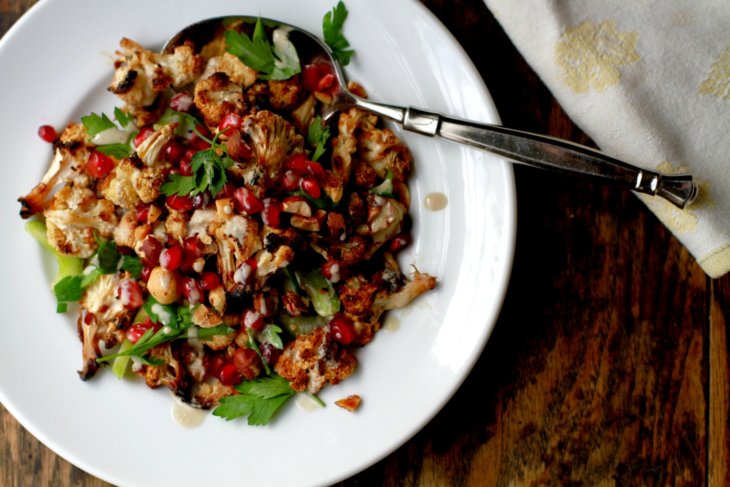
[424,192,448,211]
[383,315,400,332]
[171,398,207,429]
[92,126,134,146]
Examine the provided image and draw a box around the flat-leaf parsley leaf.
[213,375,294,425]
[225,17,301,80]
[323,1,354,66]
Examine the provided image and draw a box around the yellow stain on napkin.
[555,19,640,93]
[699,45,730,100]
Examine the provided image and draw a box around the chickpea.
[147,266,180,304]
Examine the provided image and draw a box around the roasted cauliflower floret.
[242,110,304,185]
[109,38,204,108]
[331,108,377,186]
[201,52,257,88]
[19,123,91,218]
[77,273,135,380]
[99,158,167,209]
[135,123,178,166]
[194,72,245,128]
[275,327,357,394]
[356,195,407,254]
[212,215,262,294]
[359,126,412,181]
[44,185,117,258]
[268,78,302,111]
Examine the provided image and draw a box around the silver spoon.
[163,16,697,209]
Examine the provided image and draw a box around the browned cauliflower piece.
[99,158,167,209]
[290,94,316,133]
[242,110,304,185]
[275,327,357,394]
[77,273,135,379]
[268,78,302,111]
[44,185,117,258]
[142,343,188,394]
[135,123,178,166]
[201,52,257,88]
[194,72,245,128]
[359,126,412,181]
[19,123,91,218]
[356,195,407,255]
[109,38,204,108]
[211,215,262,294]
[331,108,377,186]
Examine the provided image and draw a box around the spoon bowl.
[165,16,698,209]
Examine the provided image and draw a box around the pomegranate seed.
[302,64,323,92]
[226,131,252,161]
[262,198,282,228]
[139,236,163,267]
[191,192,209,209]
[233,187,263,214]
[179,156,193,176]
[280,170,302,192]
[181,277,203,304]
[126,318,156,344]
[233,348,262,380]
[206,355,225,378]
[140,266,153,282]
[190,125,211,150]
[243,309,265,332]
[200,272,221,291]
[169,93,193,112]
[285,153,326,178]
[218,362,241,386]
[165,195,194,212]
[300,176,321,199]
[388,233,411,253]
[38,125,57,143]
[330,314,356,345]
[217,182,235,199]
[135,204,150,223]
[159,244,183,271]
[218,112,243,135]
[133,127,155,148]
[86,151,114,179]
[317,73,335,91]
[116,279,144,309]
[183,236,201,258]
[163,139,186,164]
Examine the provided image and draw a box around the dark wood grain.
[0,0,723,486]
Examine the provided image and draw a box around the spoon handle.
[354,99,696,209]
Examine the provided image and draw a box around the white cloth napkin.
[484,0,730,277]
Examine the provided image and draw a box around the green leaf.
[225,17,300,80]
[307,116,331,162]
[81,112,116,137]
[96,143,133,159]
[53,275,85,304]
[143,296,177,327]
[161,149,230,197]
[80,267,102,288]
[114,107,133,128]
[120,255,142,278]
[213,375,294,425]
[237,374,293,399]
[323,1,355,66]
[260,324,284,349]
[161,174,198,197]
[97,240,121,274]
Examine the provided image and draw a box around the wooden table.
[1,0,725,485]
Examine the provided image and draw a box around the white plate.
[0,0,515,485]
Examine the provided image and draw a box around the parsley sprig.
[307,116,331,162]
[212,375,295,425]
[225,17,301,80]
[161,148,234,197]
[323,1,354,66]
